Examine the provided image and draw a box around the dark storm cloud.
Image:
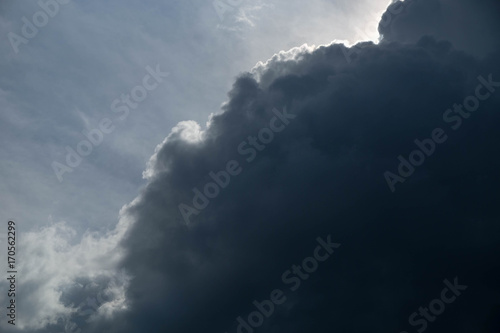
[88,1,500,332]
[379,0,500,57]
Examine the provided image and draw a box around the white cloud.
[0,211,133,330]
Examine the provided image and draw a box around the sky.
[0,0,500,332]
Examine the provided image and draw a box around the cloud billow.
[24,0,497,332]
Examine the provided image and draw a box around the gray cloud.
[2,0,500,332]
[87,1,500,331]
[379,0,500,57]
